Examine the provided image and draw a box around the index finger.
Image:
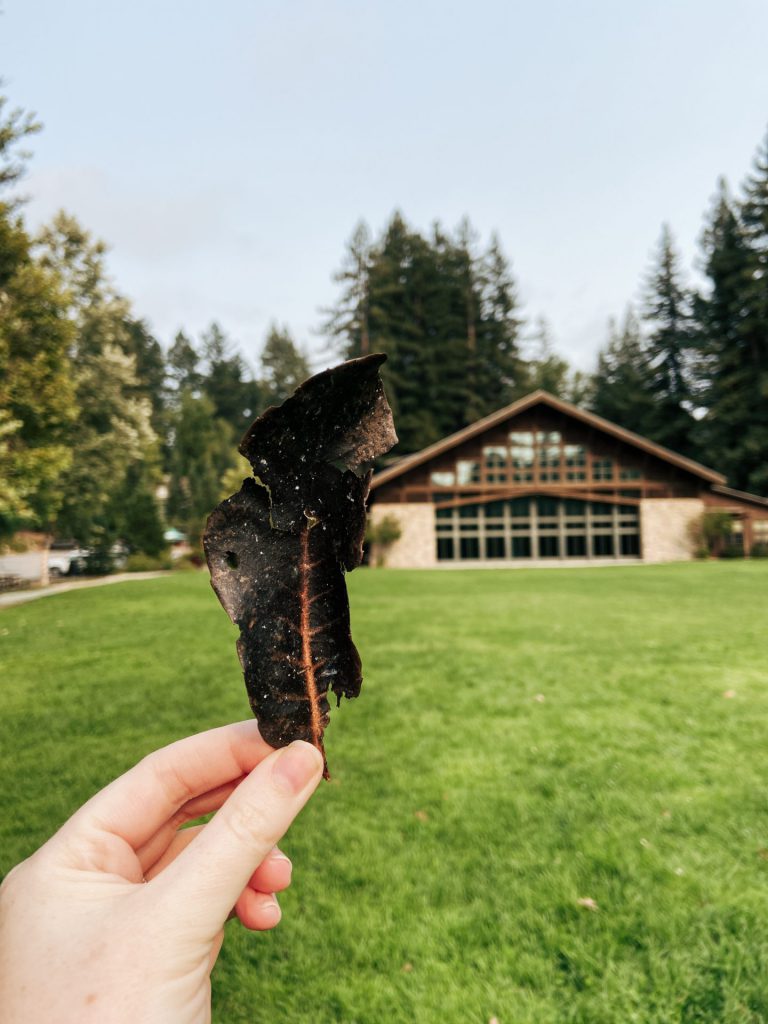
[61,720,274,849]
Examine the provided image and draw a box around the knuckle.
[224,799,275,849]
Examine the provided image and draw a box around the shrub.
[83,548,115,576]
[750,542,768,559]
[365,514,402,567]
[688,511,734,557]
[719,543,744,559]
[125,551,173,572]
[172,555,204,572]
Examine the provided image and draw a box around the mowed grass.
[1,563,768,1023]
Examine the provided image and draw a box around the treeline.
[0,93,311,556]
[2,84,767,565]
[323,217,589,452]
[324,137,768,496]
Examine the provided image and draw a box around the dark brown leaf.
[204,355,396,776]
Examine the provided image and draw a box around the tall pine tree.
[324,214,523,453]
[735,133,768,492]
[591,307,656,433]
[641,225,697,456]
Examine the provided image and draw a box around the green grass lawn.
[2,563,768,1023]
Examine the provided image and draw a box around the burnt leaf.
[204,354,397,776]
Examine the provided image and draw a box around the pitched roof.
[371,389,727,488]
[712,484,768,508]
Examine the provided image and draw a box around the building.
[368,389,768,567]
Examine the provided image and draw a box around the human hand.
[0,721,323,1024]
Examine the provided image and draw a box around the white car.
[47,546,89,577]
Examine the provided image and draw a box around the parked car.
[47,545,89,577]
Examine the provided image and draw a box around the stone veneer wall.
[640,498,704,562]
[368,503,436,568]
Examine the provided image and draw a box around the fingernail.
[271,741,323,795]
[263,895,282,922]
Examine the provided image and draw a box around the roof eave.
[371,390,726,488]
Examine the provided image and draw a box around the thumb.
[155,740,323,937]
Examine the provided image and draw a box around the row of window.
[430,431,642,487]
[437,534,641,560]
[434,497,641,560]
[436,496,639,521]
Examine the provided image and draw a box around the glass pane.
[436,523,452,533]
[485,500,506,518]
[591,502,613,516]
[509,498,530,517]
[593,458,614,480]
[538,535,560,557]
[459,522,479,532]
[435,506,453,519]
[437,537,454,560]
[620,467,641,480]
[620,534,640,556]
[566,535,587,556]
[592,534,614,556]
[485,537,506,559]
[564,499,586,516]
[460,537,480,559]
[459,503,480,518]
[509,430,534,446]
[567,470,586,481]
[456,460,481,485]
[511,536,531,558]
[564,443,586,466]
[537,497,558,517]
[430,471,455,486]
[483,445,507,464]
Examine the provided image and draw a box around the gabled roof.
[371,389,727,487]
[712,484,768,508]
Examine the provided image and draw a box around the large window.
[509,431,534,482]
[435,498,640,561]
[537,431,561,482]
[429,435,640,488]
[483,446,508,483]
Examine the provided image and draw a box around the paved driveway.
[0,572,170,610]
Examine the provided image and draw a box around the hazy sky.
[2,0,768,373]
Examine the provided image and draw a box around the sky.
[2,0,768,374]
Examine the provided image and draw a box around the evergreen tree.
[324,214,524,453]
[167,330,201,396]
[200,321,261,436]
[0,91,41,195]
[261,324,311,406]
[427,223,476,436]
[591,307,656,433]
[696,174,768,492]
[365,213,444,452]
[735,133,768,492]
[323,220,372,358]
[166,390,235,542]
[111,463,165,557]
[521,318,570,397]
[122,318,166,431]
[476,233,524,410]
[641,225,698,455]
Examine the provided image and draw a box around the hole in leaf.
[225,550,239,569]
